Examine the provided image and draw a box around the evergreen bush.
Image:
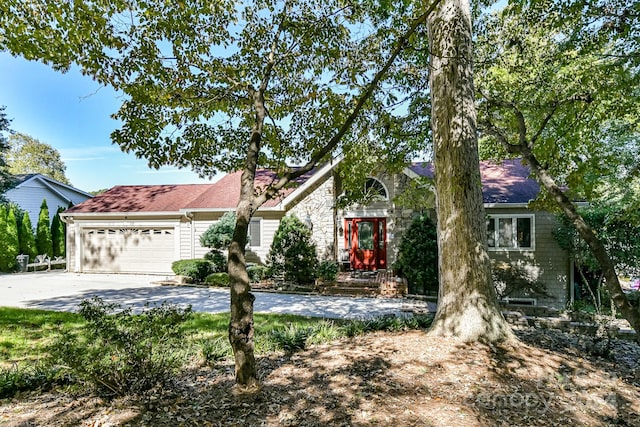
[4,208,19,271]
[204,272,230,287]
[36,199,52,256]
[394,214,438,295]
[266,215,318,285]
[0,205,7,271]
[19,212,36,259]
[317,260,339,281]
[204,250,227,273]
[171,259,215,282]
[247,264,269,282]
[51,207,65,258]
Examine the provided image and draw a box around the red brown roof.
[65,168,316,214]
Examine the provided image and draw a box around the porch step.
[316,271,407,298]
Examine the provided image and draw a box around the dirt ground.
[1,326,639,427]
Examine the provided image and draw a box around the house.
[61,159,571,308]
[4,174,93,225]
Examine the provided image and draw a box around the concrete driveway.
[0,271,434,319]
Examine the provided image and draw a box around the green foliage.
[48,297,192,397]
[267,215,318,285]
[7,133,70,184]
[200,212,236,250]
[247,264,269,283]
[0,363,69,399]
[18,212,36,259]
[35,199,52,257]
[201,336,232,364]
[555,206,640,279]
[171,259,215,282]
[0,205,7,272]
[2,207,19,272]
[491,261,549,299]
[269,324,314,354]
[203,250,227,273]
[51,207,65,258]
[204,272,230,287]
[317,260,339,281]
[394,215,438,295]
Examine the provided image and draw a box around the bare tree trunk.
[426,0,514,342]
[523,153,640,339]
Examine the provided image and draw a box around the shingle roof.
[65,168,317,214]
[408,158,540,204]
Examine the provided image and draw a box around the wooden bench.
[26,254,51,271]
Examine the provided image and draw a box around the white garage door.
[81,228,175,274]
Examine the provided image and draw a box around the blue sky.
[0,52,217,193]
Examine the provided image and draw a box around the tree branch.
[254,0,444,206]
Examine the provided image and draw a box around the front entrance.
[344,218,387,270]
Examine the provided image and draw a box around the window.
[486,215,533,250]
[249,219,261,247]
[364,178,388,200]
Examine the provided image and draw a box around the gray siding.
[486,208,569,308]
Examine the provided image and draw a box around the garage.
[80,228,175,274]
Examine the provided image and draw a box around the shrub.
[51,207,65,258]
[19,211,36,259]
[492,261,550,299]
[204,250,227,273]
[205,272,230,287]
[0,363,69,398]
[200,212,235,249]
[394,214,438,295]
[48,297,192,397]
[247,264,269,282]
[1,207,19,272]
[201,336,232,364]
[172,259,215,282]
[267,215,318,284]
[317,260,339,281]
[36,199,52,257]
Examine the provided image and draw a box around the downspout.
[183,211,195,259]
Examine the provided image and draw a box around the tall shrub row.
[0,199,65,272]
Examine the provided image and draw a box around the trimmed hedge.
[171,259,214,282]
[205,272,230,287]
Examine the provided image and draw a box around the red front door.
[345,218,387,270]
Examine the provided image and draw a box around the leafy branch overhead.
[1,1,434,187]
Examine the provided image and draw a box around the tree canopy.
[8,133,70,184]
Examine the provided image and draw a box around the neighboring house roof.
[65,168,317,214]
[408,158,540,204]
[11,174,94,202]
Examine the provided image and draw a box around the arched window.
[364,178,388,200]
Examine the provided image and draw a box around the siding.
[486,208,569,308]
[188,212,283,265]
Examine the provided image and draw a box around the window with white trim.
[486,215,534,250]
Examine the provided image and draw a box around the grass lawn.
[0,307,340,368]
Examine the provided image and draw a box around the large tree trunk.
[426,0,514,342]
[522,152,640,339]
[228,90,265,388]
